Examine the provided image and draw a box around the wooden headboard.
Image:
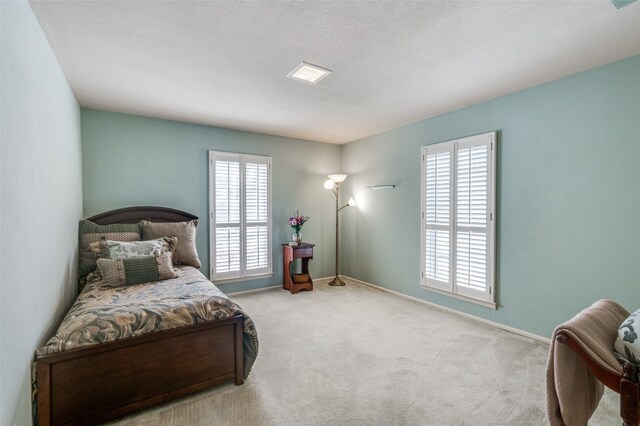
[86,206,198,225]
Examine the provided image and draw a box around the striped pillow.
[96,252,178,288]
[78,220,141,280]
[140,220,201,268]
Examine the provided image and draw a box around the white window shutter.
[210,151,272,282]
[421,132,495,306]
[455,137,492,301]
[244,161,270,273]
[422,144,454,292]
[212,157,242,279]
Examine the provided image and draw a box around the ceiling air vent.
[287,62,332,85]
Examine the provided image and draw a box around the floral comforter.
[36,266,258,378]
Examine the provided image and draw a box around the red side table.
[282,243,315,294]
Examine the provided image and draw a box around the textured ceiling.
[30,0,640,144]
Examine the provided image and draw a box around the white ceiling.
[30,0,640,144]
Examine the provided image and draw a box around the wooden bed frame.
[36,206,244,426]
[557,332,640,426]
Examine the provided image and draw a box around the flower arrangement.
[288,210,310,233]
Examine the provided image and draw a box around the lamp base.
[328,276,346,286]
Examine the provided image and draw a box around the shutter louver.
[215,227,240,273]
[455,231,487,291]
[457,146,487,227]
[425,229,450,282]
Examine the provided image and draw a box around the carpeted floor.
[107,279,619,426]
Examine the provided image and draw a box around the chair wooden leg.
[621,363,640,426]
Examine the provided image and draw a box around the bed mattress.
[36,266,258,378]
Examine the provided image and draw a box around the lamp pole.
[329,183,345,286]
[324,174,354,287]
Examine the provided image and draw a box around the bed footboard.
[36,315,244,426]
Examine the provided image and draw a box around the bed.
[34,206,258,426]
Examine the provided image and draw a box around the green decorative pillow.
[96,253,178,288]
[78,220,141,280]
[615,308,640,365]
[140,220,201,268]
[89,237,177,260]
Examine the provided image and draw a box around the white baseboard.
[226,276,335,297]
[312,276,334,283]
[342,275,551,345]
[226,284,281,297]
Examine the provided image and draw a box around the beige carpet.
[108,279,619,426]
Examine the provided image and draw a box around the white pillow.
[615,308,640,365]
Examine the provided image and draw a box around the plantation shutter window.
[210,151,272,282]
[421,132,496,306]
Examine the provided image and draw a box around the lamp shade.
[328,174,348,183]
[323,179,335,190]
[348,197,356,207]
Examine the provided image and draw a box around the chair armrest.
[556,331,622,392]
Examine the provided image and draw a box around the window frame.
[209,151,273,284]
[420,132,497,308]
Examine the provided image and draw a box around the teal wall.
[1,1,83,424]
[340,55,640,338]
[82,55,640,338]
[81,109,341,292]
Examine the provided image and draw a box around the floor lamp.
[324,174,356,286]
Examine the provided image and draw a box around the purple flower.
[288,210,309,230]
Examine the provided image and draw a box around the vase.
[292,230,302,244]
